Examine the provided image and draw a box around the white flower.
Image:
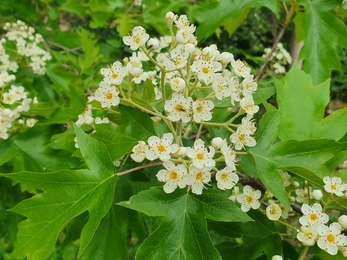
[231,59,251,78]
[237,185,261,212]
[266,203,282,221]
[100,61,127,85]
[242,76,257,97]
[211,74,231,100]
[169,77,186,92]
[295,186,313,204]
[131,141,148,162]
[76,105,94,126]
[240,97,259,115]
[297,225,318,246]
[162,48,189,70]
[174,14,195,33]
[2,92,17,104]
[323,176,347,197]
[228,186,239,202]
[317,223,347,255]
[215,167,239,190]
[271,255,283,260]
[156,161,187,193]
[186,139,215,169]
[164,93,192,123]
[240,115,257,134]
[146,133,178,161]
[186,165,211,195]
[192,98,214,122]
[123,26,149,50]
[229,76,241,105]
[220,143,237,169]
[94,81,120,108]
[230,127,256,150]
[0,124,9,139]
[191,60,222,85]
[299,203,329,228]
[26,118,37,127]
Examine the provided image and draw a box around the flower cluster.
[78,12,260,195]
[262,42,292,74]
[131,135,239,195]
[297,203,347,256]
[0,21,51,139]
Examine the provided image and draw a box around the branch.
[255,1,297,81]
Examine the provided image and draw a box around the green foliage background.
[0,0,347,259]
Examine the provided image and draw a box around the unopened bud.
[211,137,224,149]
[312,189,323,200]
[165,11,175,23]
[339,215,347,229]
[147,38,160,50]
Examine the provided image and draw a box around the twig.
[116,161,163,176]
[47,40,82,55]
[255,0,297,81]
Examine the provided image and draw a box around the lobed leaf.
[276,63,347,141]
[298,0,347,84]
[1,126,117,260]
[118,187,251,259]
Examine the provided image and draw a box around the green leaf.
[299,0,347,84]
[118,187,251,260]
[2,126,117,260]
[212,211,283,259]
[114,13,138,37]
[249,110,343,208]
[276,63,347,141]
[192,0,278,40]
[92,105,156,160]
[80,205,128,260]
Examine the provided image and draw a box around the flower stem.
[116,161,163,176]
[298,246,309,260]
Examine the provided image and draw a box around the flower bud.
[147,38,160,50]
[339,215,347,229]
[312,189,323,200]
[177,147,187,157]
[220,52,234,64]
[166,11,175,23]
[211,137,224,149]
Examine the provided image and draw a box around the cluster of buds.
[79,12,260,195]
[262,42,292,74]
[0,20,51,139]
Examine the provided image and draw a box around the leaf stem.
[298,246,309,260]
[116,161,163,176]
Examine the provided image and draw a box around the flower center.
[221,173,228,181]
[157,144,166,153]
[196,172,203,181]
[309,213,318,221]
[170,171,178,181]
[327,234,335,243]
[111,71,119,79]
[175,104,184,112]
[196,153,204,160]
[202,67,209,74]
[245,195,253,204]
[105,92,113,100]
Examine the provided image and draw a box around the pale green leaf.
[276,63,347,141]
[249,111,343,208]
